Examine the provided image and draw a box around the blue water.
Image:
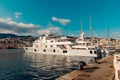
[0,49,95,80]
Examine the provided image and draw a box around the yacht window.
[45,46,47,48]
[87,43,90,46]
[26,48,27,50]
[79,43,81,45]
[94,51,97,54]
[90,51,92,54]
[88,48,95,50]
[83,43,85,45]
[53,49,55,52]
[86,43,88,46]
[63,50,67,53]
[34,49,36,52]
[51,40,53,42]
[51,45,53,47]
[43,49,46,52]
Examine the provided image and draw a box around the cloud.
[0,17,40,36]
[111,32,120,39]
[38,27,61,35]
[0,17,61,36]
[52,16,71,25]
[0,29,19,35]
[112,32,119,35]
[14,12,22,18]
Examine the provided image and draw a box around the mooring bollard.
[94,57,97,63]
[78,61,86,70]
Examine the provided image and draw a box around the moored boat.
[23,33,98,57]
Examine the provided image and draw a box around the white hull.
[23,47,97,57]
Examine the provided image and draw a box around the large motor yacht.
[23,32,98,58]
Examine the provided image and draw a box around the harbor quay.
[56,55,115,80]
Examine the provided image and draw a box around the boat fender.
[78,61,86,70]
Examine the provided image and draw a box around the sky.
[0,0,120,38]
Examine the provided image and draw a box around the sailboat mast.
[80,20,83,33]
[108,27,110,45]
[90,16,92,39]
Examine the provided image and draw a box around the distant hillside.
[0,33,32,38]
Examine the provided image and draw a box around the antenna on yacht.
[47,22,52,35]
[80,20,83,34]
[80,20,85,40]
[90,16,92,39]
[90,16,93,48]
[108,27,110,46]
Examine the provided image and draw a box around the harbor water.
[0,49,95,80]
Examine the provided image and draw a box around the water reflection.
[0,49,95,80]
[24,53,73,68]
[23,53,74,80]
[23,52,95,79]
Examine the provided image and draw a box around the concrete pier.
[56,56,114,80]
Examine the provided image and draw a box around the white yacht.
[23,33,97,57]
[113,54,120,80]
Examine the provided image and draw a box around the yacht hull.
[23,47,97,57]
